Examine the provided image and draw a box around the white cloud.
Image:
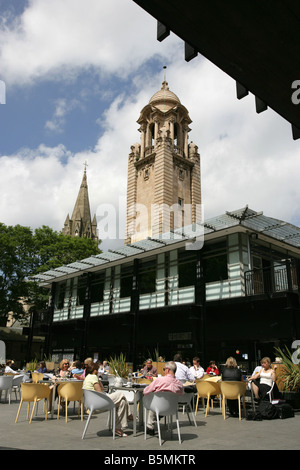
[0,0,179,86]
[45,98,82,133]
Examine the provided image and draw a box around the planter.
[281,390,300,410]
[152,362,165,376]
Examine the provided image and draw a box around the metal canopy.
[133,0,300,139]
[31,206,300,287]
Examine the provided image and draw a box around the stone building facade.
[125,81,201,244]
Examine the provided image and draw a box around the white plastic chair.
[82,389,116,440]
[143,392,181,446]
[178,391,197,427]
[0,375,13,404]
[12,375,24,401]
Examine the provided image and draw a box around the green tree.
[0,223,101,323]
[0,224,35,324]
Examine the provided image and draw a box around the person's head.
[146,359,152,369]
[261,357,271,369]
[59,359,70,370]
[83,358,93,368]
[173,353,182,363]
[85,362,99,376]
[209,360,216,367]
[74,360,82,369]
[6,360,13,367]
[164,361,177,376]
[193,357,201,367]
[39,361,46,369]
[225,357,237,369]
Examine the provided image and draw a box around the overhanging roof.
[31,206,300,287]
[133,0,300,139]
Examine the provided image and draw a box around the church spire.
[62,165,98,241]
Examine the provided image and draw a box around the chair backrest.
[178,390,194,405]
[143,391,180,416]
[12,375,24,387]
[20,382,51,401]
[32,372,44,383]
[0,375,14,390]
[196,380,221,397]
[220,381,247,399]
[83,389,115,412]
[57,381,83,401]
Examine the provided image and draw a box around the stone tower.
[125,80,201,244]
[62,167,98,241]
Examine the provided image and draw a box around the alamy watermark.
[96,198,204,250]
[291,340,300,364]
[291,80,300,105]
[0,80,6,104]
[0,340,6,365]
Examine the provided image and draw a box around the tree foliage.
[0,223,101,323]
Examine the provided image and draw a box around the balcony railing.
[244,263,298,296]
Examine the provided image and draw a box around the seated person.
[37,361,47,373]
[221,357,243,416]
[140,359,158,377]
[189,357,205,380]
[57,359,70,378]
[206,360,219,376]
[69,360,84,376]
[73,357,94,380]
[143,361,184,435]
[173,354,194,382]
[5,360,18,374]
[82,362,132,437]
[249,357,277,401]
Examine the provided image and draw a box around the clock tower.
[125,80,201,244]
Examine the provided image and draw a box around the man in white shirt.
[173,354,194,382]
[189,357,205,380]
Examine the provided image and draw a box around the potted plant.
[26,359,38,372]
[274,345,300,409]
[108,353,130,384]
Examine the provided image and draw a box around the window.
[139,258,156,294]
[90,272,105,303]
[76,277,87,306]
[56,282,66,309]
[203,254,228,282]
[120,264,133,298]
[178,250,196,287]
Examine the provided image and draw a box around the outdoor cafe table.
[110,383,146,437]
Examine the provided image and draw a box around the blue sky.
[0,0,300,251]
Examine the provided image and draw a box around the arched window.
[149,123,155,146]
[174,123,179,146]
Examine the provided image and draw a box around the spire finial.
[83,160,88,173]
[163,65,167,82]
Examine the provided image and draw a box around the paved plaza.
[1,396,299,455]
